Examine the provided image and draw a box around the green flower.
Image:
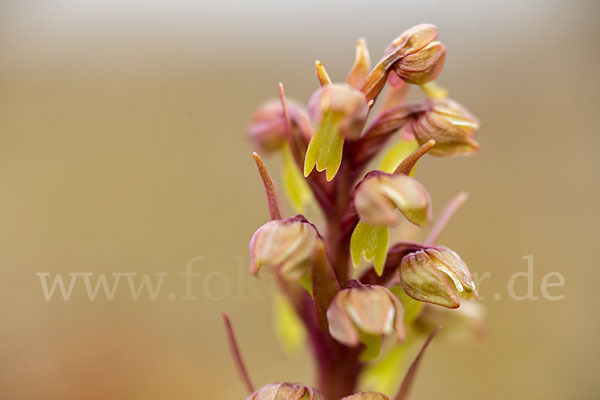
[327,282,405,348]
[249,215,319,278]
[407,98,480,157]
[351,172,431,275]
[304,84,368,181]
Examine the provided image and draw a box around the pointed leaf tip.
[425,191,469,246]
[222,312,255,394]
[394,325,443,400]
[277,83,293,140]
[315,60,332,86]
[378,139,420,174]
[393,139,436,176]
[347,38,371,89]
[252,152,282,220]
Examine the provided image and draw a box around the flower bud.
[399,246,477,309]
[304,84,369,181]
[354,172,431,227]
[341,392,390,400]
[408,99,480,157]
[249,215,319,277]
[384,24,439,62]
[308,84,369,141]
[361,24,438,103]
[327,283,404,346]
[346,38,371,89]
[393,41,446,85]
[248,99,312,154]
[247,383,324,400]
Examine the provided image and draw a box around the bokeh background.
[1,0,598,398]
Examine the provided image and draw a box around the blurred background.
[1,0,598,398]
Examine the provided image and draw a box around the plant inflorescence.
[224,23,485,400]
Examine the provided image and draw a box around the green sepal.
[304,111,344,181]
[350,221,389,275]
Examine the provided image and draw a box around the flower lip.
[304,84,369,181]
